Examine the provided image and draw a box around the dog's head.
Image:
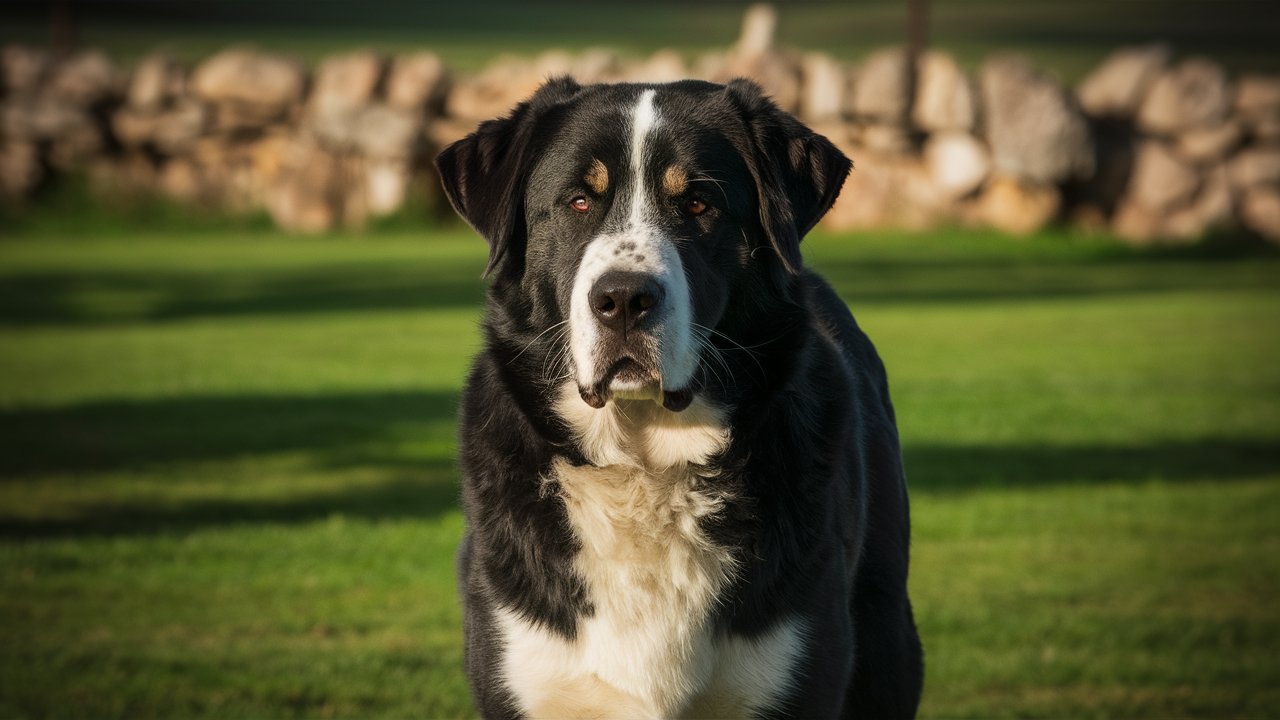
[436,78,849,413]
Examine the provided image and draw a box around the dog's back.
[805,270,924,716]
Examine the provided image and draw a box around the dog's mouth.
[577,356,696,412]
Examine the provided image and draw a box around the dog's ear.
[435,77,582,277]
[724,79,852,275]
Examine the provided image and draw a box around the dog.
[436,77,923,719]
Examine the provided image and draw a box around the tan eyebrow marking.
[662,165,688,196]
[585,158,609,194]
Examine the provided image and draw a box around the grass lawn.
[0,225,1278,718]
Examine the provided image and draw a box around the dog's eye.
[684,198,708,216]
[570,196,591,213]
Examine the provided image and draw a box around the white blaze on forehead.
[567,88,699,401]
[628,89,660,227]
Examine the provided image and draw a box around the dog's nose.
[590,271,663,334]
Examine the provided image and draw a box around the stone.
[630,49,687,84]
[913,51,976,131]
[351,104,421,159]
[1069,204,1109,234]
[364,158,409,216]
[861,123,913,155]
[980,55,1094,184]
[309,51,383,118]
[385,52,449,113]
[110,107,156,147]
[314,102,418,158]
[1234,74,1280,117]
[1126,140,1200,210]
[152,99,207,155]
[1175,120,1242,163]
[1233,75,1280,142]
[266,141,340,232]
[1163,163,1234,240]
[1136,57,1231,135]
[191,48,305,110]
[187,136,231,199]
[851,48,911,122]
[693,51,728,81]
[86,153,156,199]
[736,4,778,58]
[825,150,948,231]
[210,100,293,133]
[534,50,575,79]
[244,129,293,182]
[800,52,847,122]
[191,135,232,171]
[0,141,42,198]
[1250,115,1280,142]
[1227,147,1280,190]
[127,54,184,110]
[446,55,543,121]
[718,49,803,114]
[3,45,51,97]
[2,97,96,141]
[1076,44,1170,117]
[1111,201,1162,243]
[571,48,624,84]
[158,158,203,202]
[976,174,1061,234]
[428,117,480,150]
[46,50,122,106]
[1239,186,1280,241]
[924,131,991,199]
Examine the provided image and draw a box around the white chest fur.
[494,390,806,718]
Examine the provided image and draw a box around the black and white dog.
[436,77,923,719]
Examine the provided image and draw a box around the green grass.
[0,225,1278,718]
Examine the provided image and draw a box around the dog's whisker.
[537,326,574,383]
[690,174,731,206]
[695,343,727,390]
[694,334,734,389]
[509,320,570,365]
[543,343,572,385]
[693,323,766,378]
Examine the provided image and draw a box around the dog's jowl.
[436,78,924,719]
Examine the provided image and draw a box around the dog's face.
[437,79,850,413]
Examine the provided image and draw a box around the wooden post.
[906,0,928,127]
[907,0,928,62]
[51,0,78,56]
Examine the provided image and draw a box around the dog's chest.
[498,459,731,716]
[497,453,804,718]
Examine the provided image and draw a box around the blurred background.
[1,1,1277,718]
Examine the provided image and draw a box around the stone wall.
[2,5,1278,242]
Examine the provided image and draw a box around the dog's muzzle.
[576,270,695,412]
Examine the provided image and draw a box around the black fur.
[437,78,923,719]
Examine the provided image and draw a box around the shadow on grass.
[0,391,461,477]
[0,263,485,327]
[0,390,465,539]
[0,471,460,540]
[3,388,1277,539]
[903,439,1280,493]
[814,251,1279,307]
[5,239,1275,328]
